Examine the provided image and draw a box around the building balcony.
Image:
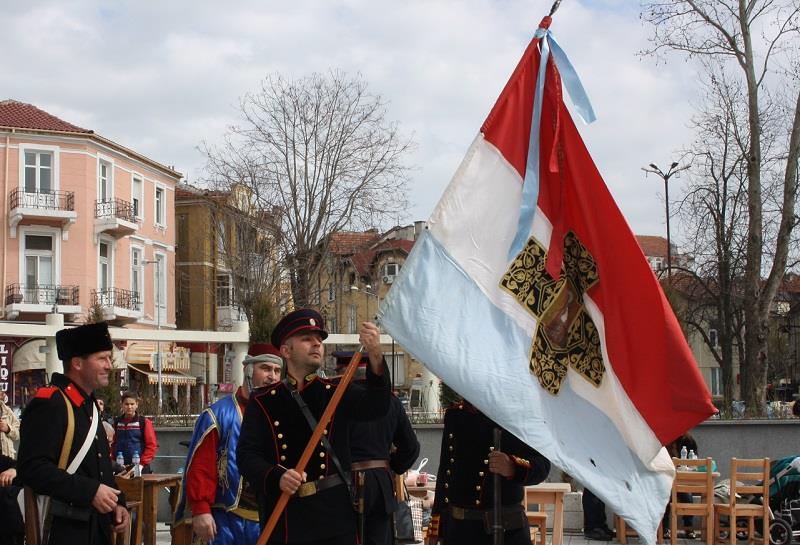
[4,283,81,319]
[216,304,247,330]
[8,188,77,239]
[91,287,142,324]
[94,198,139,239]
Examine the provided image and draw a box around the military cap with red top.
[55,322,114,361]
[270,308,328,347]
[243,343,283,366]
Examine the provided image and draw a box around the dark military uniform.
[237,366,391,544]
[429,402,551,545]
[18,373,124,545]
[350,393,420,545]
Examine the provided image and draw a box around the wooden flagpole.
[254,349,365,545]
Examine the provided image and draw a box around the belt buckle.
[297,481,317,498]
[451,506,465,520]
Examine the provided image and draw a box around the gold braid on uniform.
[217,447,229,490]
[510,455,531,469]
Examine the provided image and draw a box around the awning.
[13,338,125,372]
[127,364,197,385]
[124,342,191,371]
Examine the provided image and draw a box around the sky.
[1,0,703,245]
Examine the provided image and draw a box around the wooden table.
[525,483,571,545]
[140,473,182,545]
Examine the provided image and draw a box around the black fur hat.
[56,322,114,361]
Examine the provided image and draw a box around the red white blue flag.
[379,16,716,542]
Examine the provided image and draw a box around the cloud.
[0,0,704,246]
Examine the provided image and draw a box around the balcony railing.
[5,283,80,306]
[91,287,141,311]
[95,199,137,223]
[9,188,75,212]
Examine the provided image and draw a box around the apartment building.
[0,100,184,407]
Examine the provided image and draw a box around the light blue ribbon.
[507,27,596,260]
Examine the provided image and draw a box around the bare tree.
[201,71,413,308]
[642,0,800,415]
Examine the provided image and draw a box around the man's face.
[122,397,138,417]
[281,332,325,370]
[251,361,282,387]
[72,350,113,392]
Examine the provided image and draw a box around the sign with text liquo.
[0,342,13,402]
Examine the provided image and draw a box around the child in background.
[112,391,158,474]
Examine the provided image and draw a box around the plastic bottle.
[132,451,141,477]
[116,452,124,468]
[688,449,697,460]
[680,446,688,459]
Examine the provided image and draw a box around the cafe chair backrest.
[728,457,770,506]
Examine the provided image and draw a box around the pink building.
[0,100,181,404]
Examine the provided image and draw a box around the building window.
[99,240,112,291]
[24,151,53,193]
[328,282,336,302]
[132,175,143,219]
[710,367,722,397]
[216,274,233,307]
[24,234,54,292]
[155,187,165,226]
[384,262,400,279]
[652,257,664,271]
[154,253,166,323]
[131,247,143,306]
[708,328,719,348]
[348,304,357,334]
[98,160,112,201]
[328,317,337,334]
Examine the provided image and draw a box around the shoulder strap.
[57,391,75,470]
[283,379,354,501]
[66,402,98,475]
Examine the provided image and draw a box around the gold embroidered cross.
[500,231,605,395]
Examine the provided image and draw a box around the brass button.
[319,475,325,480]
[278,433,284,439]
[97,453,102,458]
[280,455,286,461]
[325,385,331,390]
[475,486,481,491]
[446,470,451,475]
[282,444,287,450]
[450,458,454,463]
[274,420,280,426]
[483,459,488,465]
[444,498,449,503]
[320,463,326,469]
[444,483,449,488]
[479,472,485,477]
[271,390,276,395]
[489,447,495,451]
[475,500,481,506]
[320,452,325,457]
[323,429,328,435]
[448,446,453,451]
[448,434,453,439]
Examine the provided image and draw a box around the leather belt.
[449,504,524,521]
[351,459,391,471]
[295,473,349,498]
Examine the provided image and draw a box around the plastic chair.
[670,457,715,545]
[714,458,770,545]
[113,476,144,545]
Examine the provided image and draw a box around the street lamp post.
[144,258,163,416]
[642,161,689,279]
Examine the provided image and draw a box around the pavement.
[154,523,702,545]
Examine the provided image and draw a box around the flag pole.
[492,428,504,545]
[548,0,562,16]
[254,348,365,545]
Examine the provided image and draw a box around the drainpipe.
[1,130,11,319]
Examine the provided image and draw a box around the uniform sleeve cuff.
[190,501,212,515]
[510,454,532,482]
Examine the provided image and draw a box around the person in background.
[582,488,614,541]
[174,343,284,545]
[112,391,158,473]
[96,394,110,423]
[0,452,23,545]
[426,397,551,545]
[664,432,701,539]
[0,391,20,460]
[344,361,420,545]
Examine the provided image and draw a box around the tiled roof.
[636,235,669,258]
[328,231,380,255]
[350,239,415,276]
[0,99,92,133]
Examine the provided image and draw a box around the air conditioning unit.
[383,275,394,284]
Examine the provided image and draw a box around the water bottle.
[116,452,124,468]
[688,449,697,460]
[132,451,141,477]
[680,446,688,459]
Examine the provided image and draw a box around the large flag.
[379,15,716,542]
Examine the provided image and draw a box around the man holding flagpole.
[237,309,390,545]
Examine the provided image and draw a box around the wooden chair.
[714,458,770,545]
[614,514,664,544]
[113,476,144,545]
[523,491,548,545]
[671,457,715,545]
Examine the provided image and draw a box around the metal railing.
[9,188,75,212]
[95,198,138,223]
[5,283,80,306]
[91,287,141,311]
